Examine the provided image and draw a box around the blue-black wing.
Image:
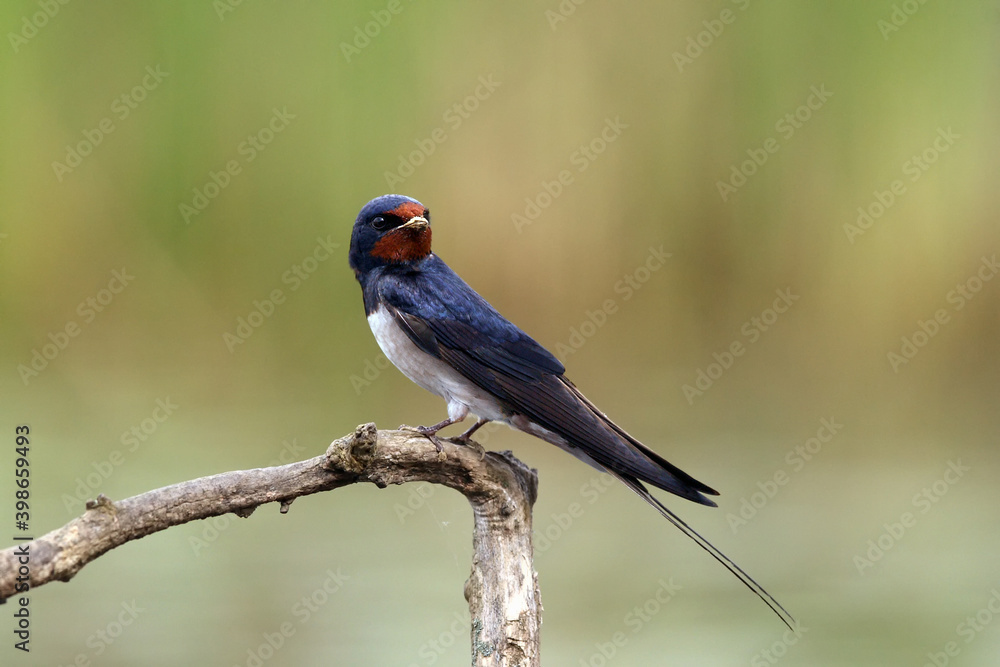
[375,256,718,506]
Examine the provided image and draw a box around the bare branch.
[0,424,541,666]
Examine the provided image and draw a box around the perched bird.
[349,194,793,629]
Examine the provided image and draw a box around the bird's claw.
[399,424,485,459]
[427,434,446,455]
[400,424,447,455]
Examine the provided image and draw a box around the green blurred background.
[2,1,999,665]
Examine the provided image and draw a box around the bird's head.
[349,194,432,277]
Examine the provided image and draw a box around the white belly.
[367,307,614,478]
[367,305,508,423]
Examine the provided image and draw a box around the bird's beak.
[400,216,429,231]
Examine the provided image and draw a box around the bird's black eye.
[371,216,389,231]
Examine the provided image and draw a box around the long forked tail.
[610,471,797,631]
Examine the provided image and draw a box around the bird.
[348,193,794,629]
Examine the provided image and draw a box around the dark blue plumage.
[348,194,793,629]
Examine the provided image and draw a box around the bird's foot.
[445,418,489,459]
[399,423,449,454]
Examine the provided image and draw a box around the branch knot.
[84,493,117,515]
[325,422,378,474]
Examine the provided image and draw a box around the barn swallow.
[349,194,793,629]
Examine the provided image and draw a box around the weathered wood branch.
[0,423,541,666]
